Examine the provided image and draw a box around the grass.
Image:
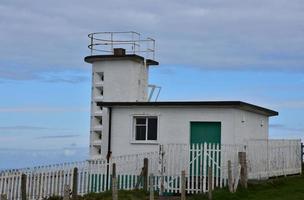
[45,175,304,200]
[79,189,151,200]
[188,175,304,200]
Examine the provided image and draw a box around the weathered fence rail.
[0,139,301,200]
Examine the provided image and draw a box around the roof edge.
[97,101,278,117]
[84,54,159,66]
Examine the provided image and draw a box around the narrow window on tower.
[134,116,158,141]
[95,72,104,82]
[100,72,104,81]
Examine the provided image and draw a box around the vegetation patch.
[45,176,304,200]
[188,175,304,200]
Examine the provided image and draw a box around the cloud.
[0,125,67,131]
[270,124,304,132]
[40,71,89,83]
[0,0,303,82]
[0,146,88,169]
[0,106,90,113]
[273,101,304,109]
[0,68,39,81]
[0,68,89,83]
[36,134,80,139]
[63,148,77,156]
[43,76,88,84]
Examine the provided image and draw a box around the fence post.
[159,145,165,196]
[301,143,304,174]
[63,184,70,200]
[227,160,233,193]
[149,173,154,200]
[238,152,248,189]
[0,194,7,200]
[21,173,27,200]
[72,167,78,199]
[112,163,118,200]
[208,166,212,200]
[181,170,186,200]
[143,158,149,191]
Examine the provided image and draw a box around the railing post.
[72,167,78,199]
[90,34,93,55]
[21,173,27,200]
[131,32,135,54]
[110,33,114,53]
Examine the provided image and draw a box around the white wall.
[108,107,270,157]
[90,59,149,159]
[93,59,148,102]
[234,109,269,143]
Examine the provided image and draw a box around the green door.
[190,122,221,144]
[190,122,221,176]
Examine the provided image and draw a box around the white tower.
[84,32,158,160]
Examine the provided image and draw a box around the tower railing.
[88,31,156,60]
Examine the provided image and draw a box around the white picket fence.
[0,139,301,199]
[161,140,301,193]
[246,139,302,179]
[0,151,159,200]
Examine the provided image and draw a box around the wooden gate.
[159,143,225,194]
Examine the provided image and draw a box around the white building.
[85,32,278,160]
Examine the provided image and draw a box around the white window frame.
[131,116,159,144]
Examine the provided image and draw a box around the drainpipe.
[107,107,112,162]
[106,107,112,189]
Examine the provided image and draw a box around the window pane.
[136,126,146,140]
[136,117,146,125]
[148,118,157,140]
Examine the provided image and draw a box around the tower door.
[190,122,221,144]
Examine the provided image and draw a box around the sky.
[0,0,303,169]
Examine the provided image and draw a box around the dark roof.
[84,54,159,66]
[97,101,278,116]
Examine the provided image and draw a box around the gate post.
[181,170,186,200]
